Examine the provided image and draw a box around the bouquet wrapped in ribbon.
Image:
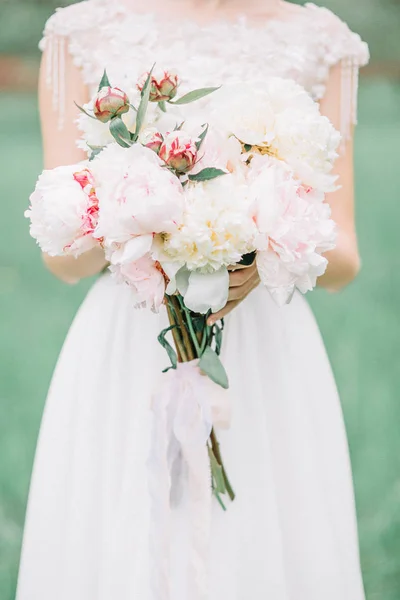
[26,67,339,512]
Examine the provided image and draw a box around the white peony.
[91,143,184,263]
[25,164,99,257]
[190,125,243,175]
[209,84,276,147]
[209,78,340,193]
[273,111,341,192]
[248,155,336,305]
[161,173,256,273]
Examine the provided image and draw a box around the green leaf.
[195,123,209,152]
[158,325,178,371]
[188,168,227,182]
[238,251,256,267]
[199,346,229,389]
[74,101,97,120]
[109,116,132,148]
[134,64,155,140]
[159,100,167,113]
[243,144,252,152]
[98,69,111,91]
[172,86,220,105]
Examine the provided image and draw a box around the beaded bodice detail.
[40,0,369,137]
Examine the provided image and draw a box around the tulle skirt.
[16,273,365,600]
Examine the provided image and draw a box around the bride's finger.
[228,272,259,300]
[207,299,240,325]
[227,255,256,272]
[229,263,257,287]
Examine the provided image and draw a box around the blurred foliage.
[0,0,399,61]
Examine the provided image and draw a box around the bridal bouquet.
[26,67,339,510]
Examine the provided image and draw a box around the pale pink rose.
[137,70,179,102]
[25,164,100,257]
[110,255,166,311]
[93,86,130,123]
[159,131,198,173]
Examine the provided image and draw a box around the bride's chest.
[75,13,326,100]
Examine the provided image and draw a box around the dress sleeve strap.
[306,3,370,142]
[40,20,67,130]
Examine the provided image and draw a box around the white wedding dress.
[17,2,369,599]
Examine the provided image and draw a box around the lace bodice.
[40,0,369,138]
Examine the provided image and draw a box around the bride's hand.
[207,261,260,325]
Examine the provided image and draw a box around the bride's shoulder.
[300,3,370,67]
[39,0,118,48]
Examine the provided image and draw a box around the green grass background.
[0,81,399,599]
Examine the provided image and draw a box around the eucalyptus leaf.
[172,86,220,105]
[195,123,209,152]
[199,346,229,389]
[158,325,178,371]
[134,65,154,140]
[188,168,227,182]
[98,69,111,91]
[109,116,132,148]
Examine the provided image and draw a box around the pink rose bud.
[93,86,130,123]
[138,70,179,103]
[159,131,198,173]
[140,129,164,154]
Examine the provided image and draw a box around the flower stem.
[177,295,202,357]
[166,300,187,362]
[169,295,196,361]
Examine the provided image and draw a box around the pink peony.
[91,143,184,263]
[248,155,336,305]
[93,86,130,123]
[159,131,198,173]
[25,164,100,257]
[110,255,166,311]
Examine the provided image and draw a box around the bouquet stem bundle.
[164,295,235,508]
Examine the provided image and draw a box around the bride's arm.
[39,45,108,284]
[317,63,361,291]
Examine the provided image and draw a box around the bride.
[17,0,369,598]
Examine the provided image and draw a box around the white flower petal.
[110,234,153,265]
[183,268,229,314]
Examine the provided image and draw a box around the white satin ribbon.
[148,360,231,600]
